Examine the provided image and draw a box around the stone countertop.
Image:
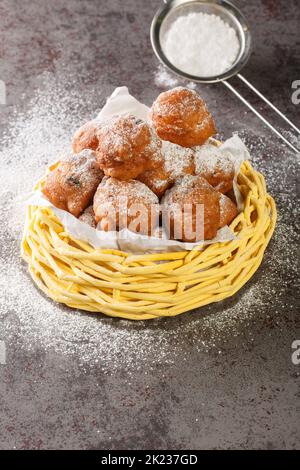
[0,0,299,450]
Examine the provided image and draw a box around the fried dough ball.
[137,141,195,198]
[42,150,104,217]
[161,175,220,242]
[150,87,216,147]
[95,115,162,180]
[219,194,238,228]
[137,165,170,199]
[72,119,104,154]
[78,205,97,228]
[93,177,159,236]
[162,140,195,181]
[194,144,235,194]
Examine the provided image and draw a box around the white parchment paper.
[26,87,250,254]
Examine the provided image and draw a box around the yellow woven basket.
[21,160,276,320]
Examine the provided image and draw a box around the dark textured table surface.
[0,0,299,450]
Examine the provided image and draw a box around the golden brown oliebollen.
[161,174,221,242]
[42,149,104,217]
[93,176,160,236]
[194,143,235,193]
[95,115,163,180]
[72,119,104,154]
[219,194,238,228]
[78,205,97,228]
[137,140,195,198]
[150,87,216,147]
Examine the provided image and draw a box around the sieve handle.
[223,80,300,154]
[237,74,300,136]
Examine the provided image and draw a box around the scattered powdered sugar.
[0,72,298,373]
[155,65,180,89]
[0,73,110,234]
[282,129,300,154]
[155,65,197,91]
[162,12,240,77]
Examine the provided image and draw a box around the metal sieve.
[151,0,300,153]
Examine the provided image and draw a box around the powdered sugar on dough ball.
[161,174,220,242]
[137,165,170,198]
[78,205,97,228]
[96,115,162,180]
[162,140,195,180]
[194,143,235,193]
[150,87,216,148]
[138,141,195,198]
[42,149,104,217]
[93,176,159,236]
